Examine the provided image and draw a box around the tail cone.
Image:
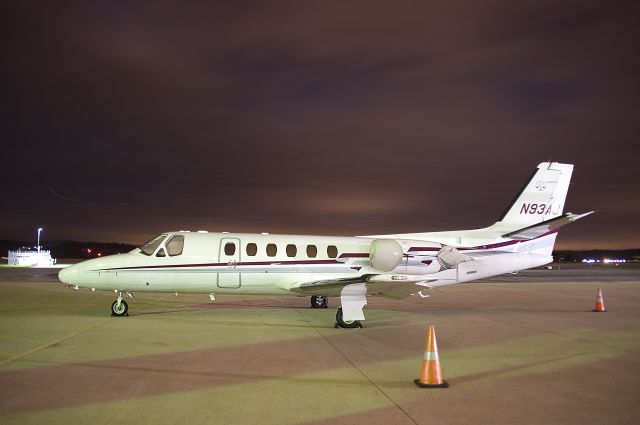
[415,324,449,388]
[592,288,607,312]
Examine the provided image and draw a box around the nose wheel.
[111,293,129,317]
[310,295,329,308]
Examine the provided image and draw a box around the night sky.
[2,1,639,249]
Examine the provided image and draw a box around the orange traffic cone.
[592,288,607,312]
[415,324,449,388]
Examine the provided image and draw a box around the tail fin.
[497,162,574,227]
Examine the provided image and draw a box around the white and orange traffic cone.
[592,288,607,312]
[415,324,449,388]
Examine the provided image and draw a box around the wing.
[289,271,458,300]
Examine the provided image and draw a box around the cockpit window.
[166,235,184,256]
[139,234,168,256]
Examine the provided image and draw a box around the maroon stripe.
[338,253,369,258]
[408,247,439,252]
[98,259,343,272]
[458,240,518,250]
[408,229,558,253]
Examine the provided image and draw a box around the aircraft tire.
[335,307,362,329]
[310,295,328,309]
[111,300,129,317]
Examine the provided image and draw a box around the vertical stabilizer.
[497,162,573,227]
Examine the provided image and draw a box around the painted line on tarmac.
[0,294,173,368]
[0,323,108,368]
[283,298,420,425]
[129,294,173,314]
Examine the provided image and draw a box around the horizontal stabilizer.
[502,211,594,240]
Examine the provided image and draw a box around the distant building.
[8,249,56,266]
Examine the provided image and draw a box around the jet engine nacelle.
[436,245,474,269]
[369,239,404,272]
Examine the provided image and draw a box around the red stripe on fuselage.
[97,259,343,272]
[408,229,558,252]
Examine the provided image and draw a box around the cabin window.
[166,235,184,256]
[156,247,167,257]
[266,243,277,257]
[327,245,338,258]
[306,244,317,258]
[139,233,168,256]
[246,243,257,256]
[224,242,236,256]
[286,244,297,257]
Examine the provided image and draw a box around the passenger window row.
[224,242,338,259]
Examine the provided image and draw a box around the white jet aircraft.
[59,162,592,328]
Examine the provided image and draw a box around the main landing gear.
[310,296,361,328]
[310,295,328,309]
[111,292,129,316]
[334,307,362,329]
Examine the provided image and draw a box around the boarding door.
[218,238,241,288]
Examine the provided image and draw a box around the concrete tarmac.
[0,265,639,425]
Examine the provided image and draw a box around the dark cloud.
[2,0,639,248]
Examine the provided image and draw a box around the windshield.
[138,234,168,256]
[165,235,184,256]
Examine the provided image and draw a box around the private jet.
[59,162,591,328]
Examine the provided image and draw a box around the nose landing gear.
[111,292,129,316]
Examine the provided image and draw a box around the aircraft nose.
[58,264,79,285]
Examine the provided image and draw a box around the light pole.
[37,227,43,253]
